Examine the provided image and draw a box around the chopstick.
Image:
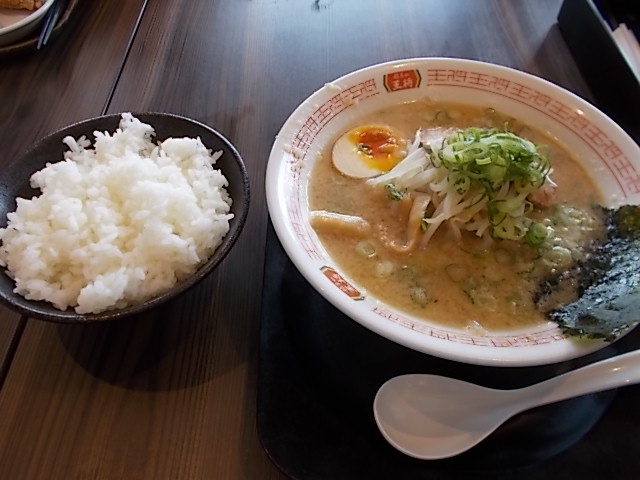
[36,0,68,50]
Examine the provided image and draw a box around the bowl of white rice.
[0,112,250,323]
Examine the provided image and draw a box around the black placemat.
[257,222,640,479]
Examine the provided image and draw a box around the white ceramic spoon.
[373,349,640,460]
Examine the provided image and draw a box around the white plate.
[0,0,54,47]
[266,57,640,367]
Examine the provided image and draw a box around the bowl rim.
[0,111,251,323]
[266,56,640,367]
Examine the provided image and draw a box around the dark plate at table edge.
[0,0,80,58]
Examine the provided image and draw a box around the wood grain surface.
[0,311,23,389]
[0,0,636,479]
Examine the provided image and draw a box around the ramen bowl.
[0,112,250,323]
[266,57,640,367]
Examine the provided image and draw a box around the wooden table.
[0,1,638,478]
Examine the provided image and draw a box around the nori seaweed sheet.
[537,205,640,340]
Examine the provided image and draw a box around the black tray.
[257,223,640,479]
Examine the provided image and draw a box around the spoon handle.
[518,349,640,410]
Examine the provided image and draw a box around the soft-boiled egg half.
[332,125,406,178]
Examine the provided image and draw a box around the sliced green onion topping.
[384,183,406,201]
[524,222,549,247]
[434,127,551,243]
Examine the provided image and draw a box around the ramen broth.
[309,100,605,332]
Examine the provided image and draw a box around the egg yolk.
[348,126,403,172]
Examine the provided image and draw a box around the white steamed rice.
[0,113,233,314]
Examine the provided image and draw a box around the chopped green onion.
[375,261,394,278]
[355,241,376,258]
[541,245,573,269]
[384,183,405,201]
[525,222,549,247]
[410,287,431,306]
[450,173,470,195]
[434,127,551,244]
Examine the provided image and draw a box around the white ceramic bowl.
[0,0,54,47]
[266,57,640,367]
